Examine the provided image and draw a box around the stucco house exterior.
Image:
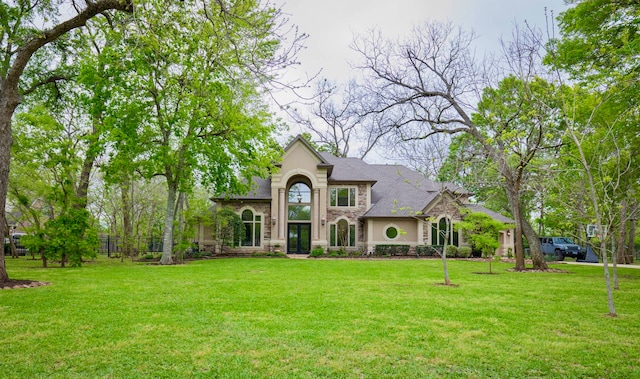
[204,135,514,256]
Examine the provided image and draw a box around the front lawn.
[0,256,638,378]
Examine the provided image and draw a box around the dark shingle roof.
[464,204,515,224]
[214,138,507,224]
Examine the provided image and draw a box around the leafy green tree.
[10,104,101,267]
[545,0,640,316]
[0,0,134,282]
[213,207,245,252]
[101,1,290,265]
[459,210,513,273]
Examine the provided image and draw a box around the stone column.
[278,188,285,239]
[313,188,320,239]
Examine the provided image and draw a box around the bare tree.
[289,79,391,158]
[352,21,557,270]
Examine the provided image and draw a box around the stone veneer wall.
[215,201,272,254]
[325,184,368,250]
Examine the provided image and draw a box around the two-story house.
[205,135,514,255]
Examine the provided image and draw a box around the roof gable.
[280,135,333,176]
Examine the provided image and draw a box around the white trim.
[237,206,263,248]
[383,223,401,241]
[328,185,358,208]
[328,217,357,247]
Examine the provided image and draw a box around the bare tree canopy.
[351,21,560,270]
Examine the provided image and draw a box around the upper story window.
[288,182,311,221]
[329,187,356,207]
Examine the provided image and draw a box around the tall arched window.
[241,209,261,247]
[329,219,356,247]
[431,217,458,246]
[288,182,311,221]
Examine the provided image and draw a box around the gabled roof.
[214,136,509,225]
[464,204,515,224]
[282,135,334,176]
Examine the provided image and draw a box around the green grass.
[1,256,639,378]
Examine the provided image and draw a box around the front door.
[288,223,311,254]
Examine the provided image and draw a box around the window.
[288,183,312,221]
[330,219,356,247]
[385,226,398,239]
[329,187,356,207]
[241,209,261,247]
[431,217,458,246]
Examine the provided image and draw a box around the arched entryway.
[287,181,312,253]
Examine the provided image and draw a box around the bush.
[328,248,348,257]
[458,246,472,258]
[445,245,458,257]
[348,250,365,257]
[252,251,287,258]
[415,245,442,257]
[374,244,410,256]
[310,246,325,258]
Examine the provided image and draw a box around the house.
[204,135,515,256]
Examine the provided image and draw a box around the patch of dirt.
[506,268,571,273]
[0,279,50,290]
[472,272,499,275]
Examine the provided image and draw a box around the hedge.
[374,244,410,256]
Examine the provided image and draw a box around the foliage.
[458,246,472,258]
[459,210,512,272]
[374,244,410,256]
[98,0,290,265]
[310,246,325,257]
[415,245,441,257]
[213,207,244,250]
[445,244,458,258]
[41,208,99,267]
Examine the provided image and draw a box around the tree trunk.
[504,187,526,270]
[601,234,617,316]
[0,87,19,283]
[121,177,133,259]
[616,199,627,265]
[522,216,547,270]
[174,192,185,262]
[159,183,177,265]
[628,215,635,264]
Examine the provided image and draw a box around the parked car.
[540,237,586,261]
[10,233,29,256]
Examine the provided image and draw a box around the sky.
[269,1,571,160]
[275,0,569,84]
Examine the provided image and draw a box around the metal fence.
[98,235,166,256]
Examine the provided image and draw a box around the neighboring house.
[207,135,515,255]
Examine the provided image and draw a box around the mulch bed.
[1,279,50,290]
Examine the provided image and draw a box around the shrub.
[445,245,458,257]
[374,244,410,256]
[348,250,364,257]
[458,246,472,258]
[310,246,325,258]
[415,245,442,257]
[328,248,348,257]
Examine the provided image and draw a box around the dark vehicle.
[540,237,586,261]
[4,233,29,255]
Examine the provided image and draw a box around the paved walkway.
[287,254,309,259]
[561,261,640,269]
